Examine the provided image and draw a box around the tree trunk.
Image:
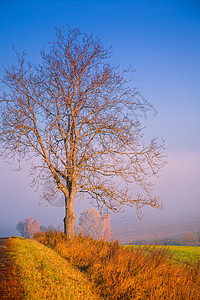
[63,184,76,238]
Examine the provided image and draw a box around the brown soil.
[0,238,23,299]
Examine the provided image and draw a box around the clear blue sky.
[0,0,200,239]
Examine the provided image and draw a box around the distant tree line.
[16,209,111,240]
[131,231,200,246]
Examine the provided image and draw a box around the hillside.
[1,233,200,299]
[34,231,200,299]
[3,237,100,299]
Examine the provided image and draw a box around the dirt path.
[0,238,9,282]
[0,238,23,299]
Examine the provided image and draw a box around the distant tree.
[0,26,165,238]
[77,208,103,240]
[102,213,111,241]
[77,208,111,241]
[179,232,199,246]
[16,217,40,238]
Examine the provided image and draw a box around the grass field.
[8,237,100,299]
[127,245,200,265]
[4,234,200,299]
[34,231,200,299]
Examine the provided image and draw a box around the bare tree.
[77,208,103,240]
[0,27,165,238]
[16,216,40,238]
[77,209,111,241]
[102,213,111,241]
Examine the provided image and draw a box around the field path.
[0,237,23,299]
[0,238,9,278]
[0,238,10,298]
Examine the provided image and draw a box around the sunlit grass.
[9,237,100,299]
[167,245,200,264]
[35,231,200,300]
[127,245,200,264]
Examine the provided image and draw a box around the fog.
[0,151,199,243]
[0,0,200,242]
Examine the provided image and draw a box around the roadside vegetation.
[34,230,200,300]
[7,237,100,299]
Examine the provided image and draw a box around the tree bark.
[63,184,76,238]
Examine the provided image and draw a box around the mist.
[0,0,200,242]
[0,150,199,242]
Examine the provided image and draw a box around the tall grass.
[34,230,200,300]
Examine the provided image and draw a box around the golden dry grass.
[35,230,200,300]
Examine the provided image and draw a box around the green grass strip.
[9,237,100,300]
[166,245,200,264]
[126,245,200,265]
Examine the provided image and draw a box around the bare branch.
[0,26,166,237]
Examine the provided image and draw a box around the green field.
[127,245,200,264]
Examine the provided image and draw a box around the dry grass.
[35,230,200,300]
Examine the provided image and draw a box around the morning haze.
[0,0,199,243]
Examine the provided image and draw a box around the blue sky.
[0,0,200,239]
